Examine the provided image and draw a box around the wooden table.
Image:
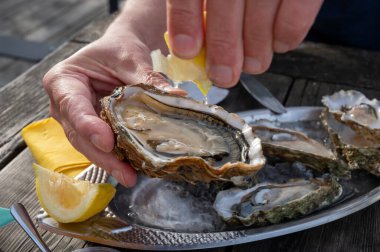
[1,14,380,252]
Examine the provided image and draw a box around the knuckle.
[208,38,238,56]
[65,128,78,148]
[57,94,73,117]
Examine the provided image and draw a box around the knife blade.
[240,73,287,114]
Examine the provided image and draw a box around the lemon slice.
[151,33,212,96]
[34,163,116,223]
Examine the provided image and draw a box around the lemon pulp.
[150,33,212,96]
[34,163,116,223]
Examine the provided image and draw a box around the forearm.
[104,0,167,52]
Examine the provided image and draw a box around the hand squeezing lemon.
[151,32,212,96]
[34,164,115,223]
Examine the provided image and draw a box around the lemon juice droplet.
[203,95,208,105]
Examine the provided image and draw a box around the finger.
[273,0,323,53]
[167,0,204,58]
[206,0,245,88]
[43,73,115,153]
[243,0,280,74]
[62,122,137,187]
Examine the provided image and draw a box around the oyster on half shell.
[252,126,349,177]
[100,84,265,183]
[322,90,380,142]
[214,177,342,226]
[321,110,380,175]
[321,90,380,175]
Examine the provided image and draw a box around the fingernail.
[90,134,108,152]
[173,34,196,57]
[274,40,290,53]
[111,169,127,186]
[244,57,262,73]
[208,65,233,86]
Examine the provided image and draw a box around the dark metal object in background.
[109,0,119,13]
[240,73,287,114]
[0,35,54,62]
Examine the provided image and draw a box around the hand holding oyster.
[101,84,266,183]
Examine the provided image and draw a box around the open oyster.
[214,177,342,226]
[252,126,348,176]
[321,110,380,175]
[101,84,265,183]
[322,90,380,142]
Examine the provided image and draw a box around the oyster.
[322,90,380,142]
[214,177,342,226]
[252,126,349,176]
[321,110,380,175]
[101,84,265,183]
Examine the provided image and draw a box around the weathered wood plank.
[72,13,118,44]
[286,80,380,107]
[26,0,108,45]
[0,0,108,87]
[0,59,34,87]
[0,0,107,41]
[0,42,83,169]
[284,78,306,106]
[270,42,380,90]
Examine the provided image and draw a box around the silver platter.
[37,107,380,250]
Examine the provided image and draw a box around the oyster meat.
[214,177,342,226]
[252,125,348,176]
[322,90,380,142]
[101,84,265,183]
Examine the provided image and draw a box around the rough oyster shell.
[322,90,380,142]
[252,125,349,176]
[321,110,380,175]
[100,84,265,183]
[214,177,342,226]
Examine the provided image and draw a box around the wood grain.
[0,42,83,169]
[270,42,380,90]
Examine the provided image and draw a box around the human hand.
[43,0,183,187]
[166,0,324,87]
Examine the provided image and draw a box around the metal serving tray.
[37,107,380,250]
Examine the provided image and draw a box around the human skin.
[167,0,324,87]
[44,0,323,187]
[43,0,183,187]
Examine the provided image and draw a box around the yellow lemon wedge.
[34,163,116,223]
[150,32,212,96]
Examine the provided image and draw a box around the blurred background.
[0,0,124,88]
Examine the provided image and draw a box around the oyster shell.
[252,126,349,176]
[100,84,265,183]
[322,90,380,142]
[321,110,380,175]
[214,177,342,226]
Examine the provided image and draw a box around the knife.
[240,73,287,114]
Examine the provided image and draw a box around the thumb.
[111,41,187,96]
